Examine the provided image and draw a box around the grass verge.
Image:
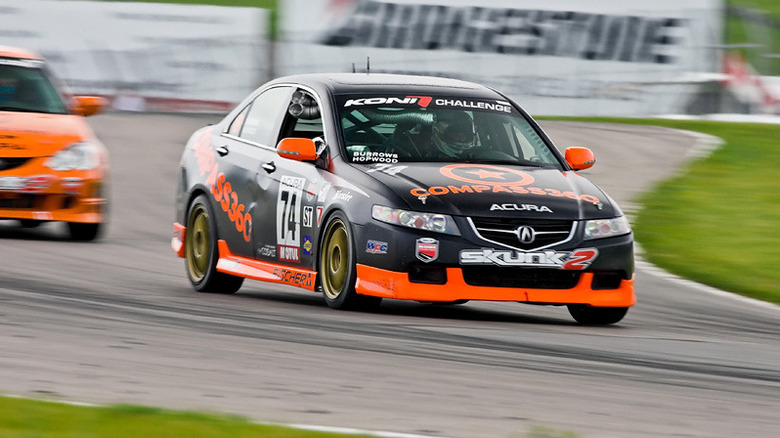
[544,117,780,305]
[0,395,372,438]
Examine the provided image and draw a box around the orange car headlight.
[45,141,100,171]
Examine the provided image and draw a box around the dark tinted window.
[0,59,68,114]
[336,94,560,167]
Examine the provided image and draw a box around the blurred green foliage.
[0,396,372,438]
[727,0,780,75]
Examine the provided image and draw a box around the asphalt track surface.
[1,114,779,438]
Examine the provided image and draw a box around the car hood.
[0,112,90,158]
[360,162,618,220]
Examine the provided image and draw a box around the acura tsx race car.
[172,73,635,325]
[0,45,108,240]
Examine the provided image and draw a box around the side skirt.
[215,240,318,291]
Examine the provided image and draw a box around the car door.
[260,87,331,271]
[215,85,293,259]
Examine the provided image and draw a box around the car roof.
[0,45,43,60]
[268,73,501,97]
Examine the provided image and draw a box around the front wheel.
[319,212,381,310]
[567,305,628,325]
[185,194,243,294]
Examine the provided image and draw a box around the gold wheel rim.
[321,219,349,300]
[186,204,210,283]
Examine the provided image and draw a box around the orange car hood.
[0,112,92,158]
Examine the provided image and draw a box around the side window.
[238,86,291,146]
[278,89,323,144]
[227,105,248,136]
[289,117,324,140]
[510,120,557,164]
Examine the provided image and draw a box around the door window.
[237,86,291,147]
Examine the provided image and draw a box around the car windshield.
[336,94,562,168]
[0,59,68,114]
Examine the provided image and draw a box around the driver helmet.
[432,111,476,157]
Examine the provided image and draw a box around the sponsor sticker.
[409,164,601,205]
[306,182,317,202]
[61,177,84,195]
[257,244,277,258]
[273,268,313,288]
[303,206,314,228]
[278,245,300,262]
[366,240,388,254]
[351,151,399,163]
[344,96,431,108]
[303,235,313,255]
[434,98,511,113]
[416,237,439,263]
[333,190,353,202]
[459,248,598,270]
[33,211,53,220]
[0,176,25,191]
[440,164,534,186]
[318,182,331,201]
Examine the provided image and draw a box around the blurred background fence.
[1,0,778,116]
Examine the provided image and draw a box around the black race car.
[172,73,635,325]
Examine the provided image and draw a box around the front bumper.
[352,217,635,307]
[355,264,636,306]
[0,173,106,223]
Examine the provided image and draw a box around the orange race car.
[0,45,108,240]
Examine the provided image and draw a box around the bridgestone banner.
[281,0,724,116]
[0,0,268,111]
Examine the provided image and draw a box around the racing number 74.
[277,176,305,260]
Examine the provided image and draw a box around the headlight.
[372,205,460,236]
[45,142,100,171]
[584,216,631,240]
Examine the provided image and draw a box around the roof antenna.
[352,62,356,73]
[366,56,370,74]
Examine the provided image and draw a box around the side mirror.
[564,147,595,171]
[277,137,318,162]
[72,96,107,117]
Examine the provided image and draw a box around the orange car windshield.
[0,61,68,115]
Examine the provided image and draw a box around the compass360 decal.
[410,164,601,204]
[194,130,252,242]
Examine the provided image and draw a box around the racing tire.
[319,211,381,310]
[67,222,102,241]
[19,219,43,228]
[567,305,628,326]
[185,194,244,294]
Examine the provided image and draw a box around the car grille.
[462,266,581,289]
[0,157,31,171]
[469,217,575,250]
[0,194,37,209]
